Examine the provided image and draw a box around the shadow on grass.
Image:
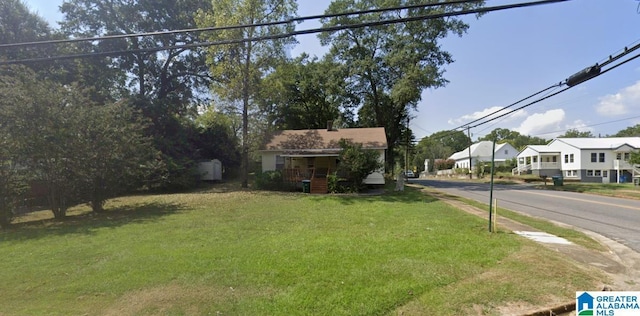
[307,185,440,205]
[1,201,186,241]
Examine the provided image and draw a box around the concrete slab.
[514,231,572,245]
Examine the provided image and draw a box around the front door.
[602,170,610,184]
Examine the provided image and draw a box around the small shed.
[198,159,222,181]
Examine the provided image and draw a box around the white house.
[260,126,387,193]
[449,141,518,170]
[515,137,640,183]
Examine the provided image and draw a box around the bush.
[255,170,289,191]
[327,173,352,193]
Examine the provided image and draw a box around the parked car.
[405,170,415,178]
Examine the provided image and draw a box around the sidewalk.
[417,185,640,314]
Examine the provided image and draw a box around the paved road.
[410,178,640,252]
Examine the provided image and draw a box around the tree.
[194,107,241,170]
[615,124,640,137]
[0,0,52,61]
[60,0,212,107]
[478,128,548,151]
[60,1,214,191]
[1,68,82,219]
[71,101,157,212]
[558,128,594,138]
[1,65,159,217]
[319,0,483,172]
[337,139,383,191]
[413,130,469,173]
[196,0,298,188]
[260,54,357,130]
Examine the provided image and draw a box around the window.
[591,153,597,162]
[599,153,605,163]
[564,154,569,163]
[587,170,594,177]
[276,155,285,170]
[603,170,608,178]
[617,153,622,160]
[595,170,602,177]
[504,149,509,155]
[570,154,574,163]
[533,156,538,163]
[552,156,557,162]
[566,170,577,177]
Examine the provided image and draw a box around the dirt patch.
[101,283,273,316]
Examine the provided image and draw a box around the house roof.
[449,141,514,160]
[551,137,640,150]
[520,145,561,154]
[262,127,388,153]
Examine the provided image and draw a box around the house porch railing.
[512,164,531,175]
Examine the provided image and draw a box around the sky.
[22,0,640,141]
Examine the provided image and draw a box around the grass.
[535,182,640,200]
[415,184,606,251]
[0,185,606,315]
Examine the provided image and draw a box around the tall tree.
[0,0,52,61]
[61,0,214,190]
[319,0,483,171]
[60,0,212,108]
[260,54,357,130]
[196,0,297,188]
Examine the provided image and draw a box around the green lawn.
[0,186,604,315]
[536,182,640,200]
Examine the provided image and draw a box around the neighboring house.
[515,137,640,183]
[449,141,518,170]
[260,126,388,193]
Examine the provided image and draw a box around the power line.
[455,41,640,131]
[449,83,562,132]
[0,0,569,65]
[0,0,484,49]
[425,43,640,143]
[468,50,640,130]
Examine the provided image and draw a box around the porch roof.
[281,151,340,157]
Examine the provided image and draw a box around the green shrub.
[327,173,352,193]
[255,170,289,191]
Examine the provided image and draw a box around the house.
[260,126,387,193]
[514,137,640,183]
[449,141,518,170]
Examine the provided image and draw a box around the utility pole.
[467,126,472,179]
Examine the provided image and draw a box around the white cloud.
[564,119,593,134]
[596,81,640,116]
[448,106,527,125]
[514,109,565,136]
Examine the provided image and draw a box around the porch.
[613,159,640,183]
[514,154,560,176]
[279,155,338,194]
[282,168,331,194]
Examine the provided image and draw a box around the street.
[410,178,640,252]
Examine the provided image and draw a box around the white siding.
[261,152,278,171]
